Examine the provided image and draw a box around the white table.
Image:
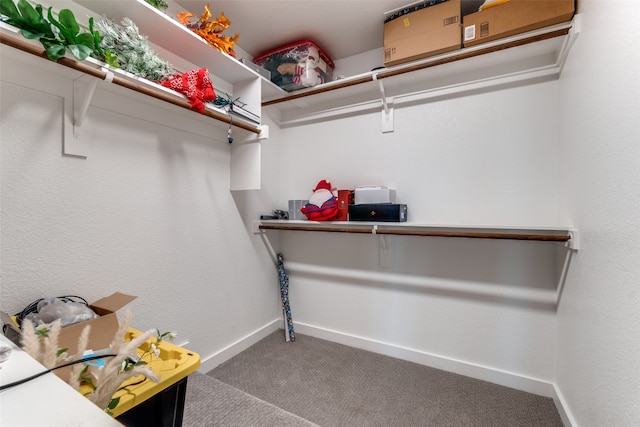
[0,333,122,427]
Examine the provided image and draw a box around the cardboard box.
[463,0,575,47]
[1,292,136,370]
[384,0,462,67]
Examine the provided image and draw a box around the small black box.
[348,204,407,222]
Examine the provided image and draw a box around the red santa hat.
[313,180,332,192]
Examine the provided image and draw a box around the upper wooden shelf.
[73,0,259,85]
[261,19,579,127]
[71,0,265,124]
[0,24,261,135]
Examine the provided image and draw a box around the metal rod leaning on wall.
[0,32,261,135]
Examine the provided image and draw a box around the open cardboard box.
[1,292,136,379]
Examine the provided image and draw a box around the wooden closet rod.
[376,229,570,242]
[258,223,571,242]
[260,224,373,234]
[0,32,262,135]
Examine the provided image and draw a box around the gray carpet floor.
[185,331,563,426]
[184,371,317,427]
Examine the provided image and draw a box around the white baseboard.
[196,319,575,427]
[198,318,281,373]
[294,321,557,398]
[552,384,577,427]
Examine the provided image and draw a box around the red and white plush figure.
[293,46,324,88]
[300,180,339,221]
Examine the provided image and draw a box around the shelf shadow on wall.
[266,231,574,311]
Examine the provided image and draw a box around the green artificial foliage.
[0,0,54,40]
[144,0,168,12]
[0,0,117,63]
[95,17,175,82]
[46,8,93,60]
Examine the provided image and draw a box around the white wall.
[2,0,638,424]
[0,49,281,370]
[556,0,640,425]
[268,76,567,394]
[268,5,639,423]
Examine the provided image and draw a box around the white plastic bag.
[35,297,98,326]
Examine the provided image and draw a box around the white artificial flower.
[151,343,160,359]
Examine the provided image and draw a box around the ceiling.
[173,0,420,61]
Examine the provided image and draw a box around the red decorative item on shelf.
[160,68,216,113]
[336,189,354,221]
[300,180,339,221]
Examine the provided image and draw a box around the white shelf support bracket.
[74,68,114,137]
[257,124,270,140]
[567,228,580,251]
[73,75,98,138]
[557,14,581,72]
[373,73,394,133]
[372,225,394,268]
[65,69,114,157]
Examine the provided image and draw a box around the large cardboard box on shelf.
[463,0,576,47]
[1,292,136,377]
[383,0,462,67]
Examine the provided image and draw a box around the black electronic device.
[348,204,407,222]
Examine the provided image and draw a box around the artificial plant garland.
[94,17,175,82]
[144,0,168,12]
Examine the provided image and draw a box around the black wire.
[118,377,147,391]
[209,91,246,109]
[0,353,117,391]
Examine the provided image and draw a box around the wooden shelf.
[258,220,576,246]
[74,0,256,84]
[261,19,579,127]
[0,24,261,134]
[72,0,263,123]
[1,12,264,190]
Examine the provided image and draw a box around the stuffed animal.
[293,45,324,87]
[273,45,327,90]
[300,180,338,221]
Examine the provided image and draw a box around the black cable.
[118,377,147,391]
[0,353,117,391]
